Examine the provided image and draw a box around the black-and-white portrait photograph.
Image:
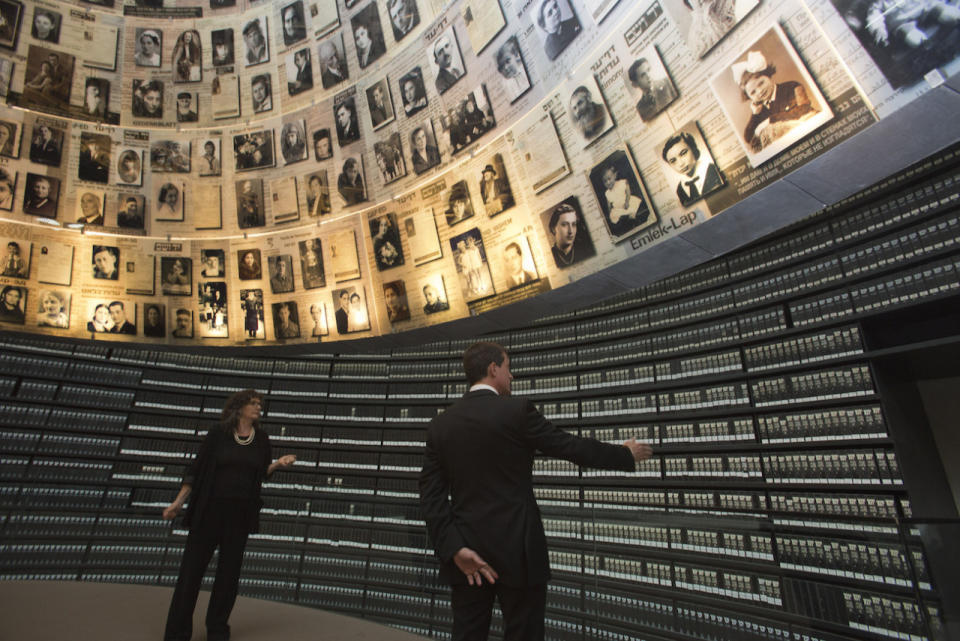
[532,0,581,60]
[445,180,475,227]
[242,16,270,66]
[306,302,327,337]
[334,90,360,146]
[419,274,449,315]
[443,85,496,154]
[170,307,193,339]
[278,120,308,166]
[82,78,110,120]
[410,120,440,175]
[75,190,105,225]
[661,0,758,59]
[161,256,192,296]
[78,132,110,184]
[0,119,18,158]
[281,0,308,46]
[495,36,531,103]
[0,1,23,50]
[116,193,145,229]
[175,91,198,122]
[478,153,515,216]
[211,28,235,67]
[36,288,70,329]
[143,303,165,338]
[268,254,295,294]
[92,244,120,280]
[0,168,16,211]
[500,236,538,289]
[233,130,275,171]
[132,79,164,119]
[85,300,120,333]
[711,25,834,167]
[398,67,427,117]
[373,133,405,184]
[150,140,191,173]
[318,33,349,89]
[286,47,313,96]
[366,77,394,129]
[428,25,464,94]
[566,74,613,148]
[22,173,59,218]
[272,301,301,339]
[337,155,366,207]
[450,227,494,302]
[298,238,325,289]
[156,181,184,221]
[197,138,221,176]
[0,57,12,96]
[251,73,273,113]
[313,128,333,160]
[237,247,262,280]
[370,212,404,271]
[236,178,266,228]
[22,46,74,112]
[198,281,228,338]
[383,280,410,323]
[0,285,26,324]
[134,28,162,67]
[200,248,225,278]
[332,285,370,334]
[29,123,62,166]
[31,8,60,44]
[351,2,386,69]
[626,45,677,122]
[658,121,725,207]
[173,30,202,82]
[241,288,265,339]
[1,238,30,278]
[388,0,419,41]
[540,196,595,268]
[302,170,331,217]
[589,148,656,241]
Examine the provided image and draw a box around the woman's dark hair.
[661,131,700,163]
[463,341,506,384]
[220,389,262,433]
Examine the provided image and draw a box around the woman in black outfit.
[162,389,296,641]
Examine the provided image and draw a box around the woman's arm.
[162,484,192,520]
[267,454,297,477]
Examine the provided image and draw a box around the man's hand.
[453,547,499,586]
[623,438,652,462]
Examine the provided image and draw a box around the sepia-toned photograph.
[302,170,331,217]
[272,301,300,339]
[318,33,349,89]
[134,28,161,67]
[197,139,221,176]
[366,77,394,130]
[173,30,202,82]
[565,74,613,148]
[151,140,191,173]
[132,79,164,119]
[78,132,111,184]
[0,168,14,211]
[398,67,427,117]
[85,300,119,333]
[29,123,62,166]
[143,303,165,338]
[661,0,759,58]
[22,46,74,112]
[313,128,333,160]
[36,288,70,329]
[281,0,308,46]
[351,2,387,69]
[495,36,531,103]
[0,0,23,50]
[116,193,145,229]
[267,254,295,294]
[170,307,193,339]
[370,212,404,271]
[22,172,59,218]
[161,256,192,296]
[81,78,110,121]
[156,181,184,221]
[428,25,464,94]
[233,130,275,171]
[92,244,120,280]
[626,44,677,122]
[236,178,266,228]
[443,85,496,154]
[540,196,595,268]
[373,133,406,184]
[1,238,29,278]
[410,120,441,175]
[237,248,262,280]
[532,0,581,60]
[198,281,228,338]
[211,28,234,67]
[31,7,60,44]
[280,119,308,165]
[419,274,449,315]
[242,16,270,66]
[383,280,410,323]
[445,180,475,227]
[450,227,494,302]
[331,285,370,334]
[175,91,198,122]
[500,236,539,289]
[334,90,360,146]
[588,148,656,241]
[710,25,834,167]
[286,47,313,96]
[657,121,725,207]
[306,302,327,337]
[75,190,105,225]
[0,119,19,158]
[0,285,26,324]
[337,155,366,207]
[200,248,225,278]
[117,149,143,185]
[298,238,325,289]
[388,0,419,41]
[478,153,515,216]
[251,73,273,113]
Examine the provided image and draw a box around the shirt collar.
[469,383,498,395]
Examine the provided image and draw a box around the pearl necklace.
[234,427,255,445]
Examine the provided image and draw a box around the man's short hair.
[570,85,591,104]
[548,202,577,233]
[177,92,191,100]
[504,242,522,256]
[109,300,124,310]
[243,20,262,36]
[463,341,506,385]
[176,308,189,317]
[627,59,649,86]
[661,131,700,163]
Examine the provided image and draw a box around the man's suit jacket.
[676,162,723,207]
[420,389,635,587]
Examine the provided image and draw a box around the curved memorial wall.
[0,0,956,344]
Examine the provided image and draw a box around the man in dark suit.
[420,342,652,640]
[661,131,723,207]
[335,289,350,334]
